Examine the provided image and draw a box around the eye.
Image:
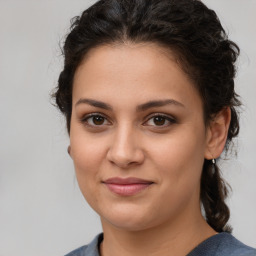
[81,113,110,127]
[144,114,176,127]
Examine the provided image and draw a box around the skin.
[69,43,231,256]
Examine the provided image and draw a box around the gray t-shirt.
[65,232,256,256]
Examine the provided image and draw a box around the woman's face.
[70,43,212,231]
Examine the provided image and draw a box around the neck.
[100,209,216,256]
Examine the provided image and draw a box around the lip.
[103,177,154,196]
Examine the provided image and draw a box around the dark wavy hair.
[53,0,241,232]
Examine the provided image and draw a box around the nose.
[106,125,145,169]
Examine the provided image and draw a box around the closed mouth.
[102,177,154,196]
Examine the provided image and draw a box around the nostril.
[106,147,145,168]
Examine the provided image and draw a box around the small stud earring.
[212,158,216,164]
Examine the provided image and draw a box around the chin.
[99,205,159,232]
[104,217,154,232]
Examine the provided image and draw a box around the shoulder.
[216,233,256,256]
[64,233,103,256]
[65,245,88,256]
[188,232,256,256]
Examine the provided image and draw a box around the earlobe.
[204,107,231,160]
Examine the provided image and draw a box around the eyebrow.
[136,99,184,111]
[75,98,112,110]
[75,98,185,111]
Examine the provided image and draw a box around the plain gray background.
[0,1,255,255]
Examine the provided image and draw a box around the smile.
[102,177,154,196]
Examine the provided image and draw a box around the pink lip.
[103,177,154,196]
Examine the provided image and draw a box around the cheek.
[70,123,108,168]
[72,139,104,169]
[147,130,206,217]
[149,126,206,185]
[70,131,107,199]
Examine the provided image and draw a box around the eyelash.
[80,113,111,127]
[144,113,176,127]
[80,112,176,128]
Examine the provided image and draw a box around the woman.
[53,0,256,255]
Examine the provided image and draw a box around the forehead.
[74,43,179,85]
[72,43,202,111]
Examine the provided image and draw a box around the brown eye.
[153,116,166,126]
[144,114,176,127]
[92,115,105,125]
[82,114,110,126]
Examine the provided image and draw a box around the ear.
[67,145,73,159]
[204,107,231,160]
